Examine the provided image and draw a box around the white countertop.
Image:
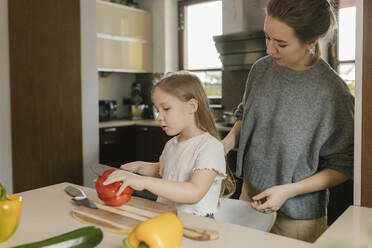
[99,119,233,132]
[3,182,371,248]
[313,205,372,247]
[1,183,309,248]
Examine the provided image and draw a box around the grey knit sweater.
[234,55,354,219]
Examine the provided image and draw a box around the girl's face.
[152,87,197,137]
[264,15,316,71]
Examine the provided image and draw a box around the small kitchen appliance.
[99,100,117,122]
[122,98,132,119]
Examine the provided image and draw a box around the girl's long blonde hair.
[152,72,235,198]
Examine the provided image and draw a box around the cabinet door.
[9,0,82,192]
[96,1,151,40]
[97,38,152,72]
[96,1,153,72]
[99,127,135,167]
[134,126,172,162]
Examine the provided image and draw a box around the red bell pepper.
[95,169,134,206]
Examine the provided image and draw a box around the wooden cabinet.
[96,2,151,40]
[96,1,152,72]
[133,126,172,162]
[9,0,83,192]
[99,126,136,167]
[99,126,171,167]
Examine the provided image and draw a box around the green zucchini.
[12,226,103,248]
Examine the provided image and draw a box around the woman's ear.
[307,38,319,51]
[187,98,198,114]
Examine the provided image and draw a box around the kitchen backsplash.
[99,72,135,118]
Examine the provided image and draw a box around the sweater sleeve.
[318,85,355,179]
[234,63,258,120]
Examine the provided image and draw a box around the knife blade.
[64,185,98,209]
[91,163,118,177]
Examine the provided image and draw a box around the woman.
[222,0,354,243]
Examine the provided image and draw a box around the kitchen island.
[1,183,308,248]
[3,183,372,248]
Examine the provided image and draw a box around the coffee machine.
[130,82,145,120]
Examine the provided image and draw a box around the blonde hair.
[152,71,235,198]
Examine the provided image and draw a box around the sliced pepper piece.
[126,212,183,248]
[0,184,23,242]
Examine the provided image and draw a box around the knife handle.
[64,185,87,199]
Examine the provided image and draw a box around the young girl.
[104,72,234,217]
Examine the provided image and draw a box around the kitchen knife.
[91,163,140,177]
[64,185,98,209]
[91,163,118,177]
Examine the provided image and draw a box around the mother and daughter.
[104,0,354,243]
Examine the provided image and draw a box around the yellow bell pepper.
[0,184,23,242]
[124,212,183,248]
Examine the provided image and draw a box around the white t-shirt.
[156,132,226,216]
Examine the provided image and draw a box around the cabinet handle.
[103,140,115,145]
[138,127,148,131]
[103,127,117,132]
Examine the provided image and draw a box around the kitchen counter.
[3,183,371,248]
[99,119,233,132]
[1,183,308,248]
[313,205,372,248]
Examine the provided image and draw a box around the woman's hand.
[103,170,146,195]
[221,120,242,156]
[251,184,296,213]
[221,138,234,156]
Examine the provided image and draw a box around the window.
[178,0,222,101]
[337,1,356,94]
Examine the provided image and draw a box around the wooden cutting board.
[71,198,219,241]
[126,196,178,215]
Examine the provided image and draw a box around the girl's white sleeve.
[193,139,226,180]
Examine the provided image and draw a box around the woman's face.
[264,15,315,71]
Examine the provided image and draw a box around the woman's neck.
[287,53,319,72]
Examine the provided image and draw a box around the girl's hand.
[251,184,295,213]
[103,170,145,195]
[120,161,142,173]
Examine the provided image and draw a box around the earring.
[309,47,316,55]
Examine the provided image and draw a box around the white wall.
[164,0,178,73]
[354,0,363,206]
[80,0,99,188]
[138,0,178,73]
[223,0,269,34]
[0,0,13,193]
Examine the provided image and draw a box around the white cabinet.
[96,1,152,72]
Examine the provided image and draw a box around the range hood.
[213,31,267,71]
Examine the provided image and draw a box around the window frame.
[336,0,356,93]
[178,0,223,103]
